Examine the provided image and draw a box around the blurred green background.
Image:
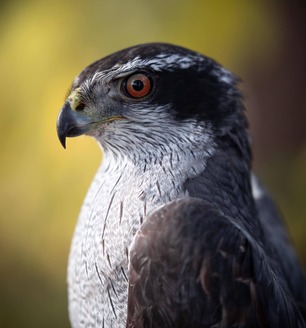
[0,0,305,327]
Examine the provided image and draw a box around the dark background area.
[0,1,305,327]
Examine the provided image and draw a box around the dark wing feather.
[253,175,306,309]
[126,198,305,328]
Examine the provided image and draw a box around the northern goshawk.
[57,43,306,327]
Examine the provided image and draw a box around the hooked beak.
[56,101,125,149]
[56,101,94,149]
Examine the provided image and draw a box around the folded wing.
[127,198,305,328]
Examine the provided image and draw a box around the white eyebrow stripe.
[81,53,202,87]
[114,52,203,73]
[211,66,235,85]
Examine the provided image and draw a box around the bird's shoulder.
[127,198,305,328]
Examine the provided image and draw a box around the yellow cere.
[68,88,82,111]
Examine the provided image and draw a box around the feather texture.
[127,198,305,328]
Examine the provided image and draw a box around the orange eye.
[125,73,152,98]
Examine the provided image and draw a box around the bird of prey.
[56,43,306,327]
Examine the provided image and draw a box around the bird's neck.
[185,143,258,231]
[101,132,257,229]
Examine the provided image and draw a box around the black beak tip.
[56,118,67,149]
[58,134,67,149]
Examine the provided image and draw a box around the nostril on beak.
[75,102,86,111]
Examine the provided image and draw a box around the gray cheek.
[106,86,119,99]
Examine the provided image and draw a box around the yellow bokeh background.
[0,1,305,327]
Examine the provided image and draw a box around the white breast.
[67,127,215,327]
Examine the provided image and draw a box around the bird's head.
[57,43,250,163]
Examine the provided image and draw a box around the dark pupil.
[132,80,144,91]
